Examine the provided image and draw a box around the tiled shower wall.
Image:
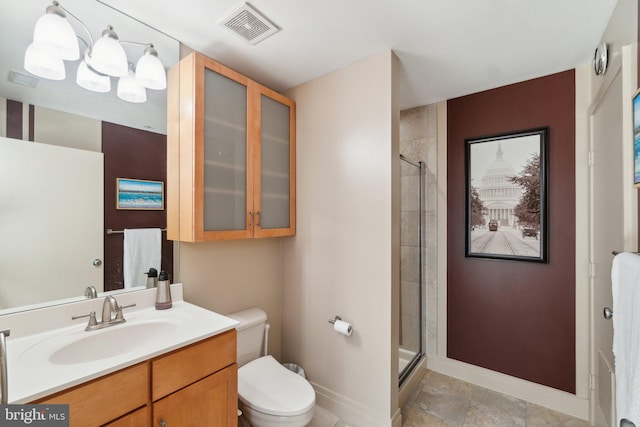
[399,105,437,355]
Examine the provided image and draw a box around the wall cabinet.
[35,330,237,427]
[167,52,296,242]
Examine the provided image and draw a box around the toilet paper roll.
[334,319,353,336]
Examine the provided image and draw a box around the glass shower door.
[399,155,424,384]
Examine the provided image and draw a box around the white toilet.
[228,307,316,427]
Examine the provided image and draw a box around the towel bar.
[107,228,167,235]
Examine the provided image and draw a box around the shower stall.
[399,154,424,384]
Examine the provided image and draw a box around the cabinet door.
[153,365,238,427]
[103,406,149,427]
[201,61,252,240]
[34,362,148,427]
[253,85,296,238]
[174,54,253,241]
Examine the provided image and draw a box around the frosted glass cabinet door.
[167,52,294,241]
[203,69,248,232]
[255,89,296,237]
[259,95,290,229]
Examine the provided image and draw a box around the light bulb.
[118,69,146,103]
[32,3,79,61]
[89,26,128,77]
[24,42,65,80]
[76,60,110,93]
[135,46,166,90]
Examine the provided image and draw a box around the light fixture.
[77,60,110,93]
[89,26,128,77]
[135,45,166,90]
[24,42,65,80]
[24,1,166,103]
[118,65,146,103]
[32,1,79,61]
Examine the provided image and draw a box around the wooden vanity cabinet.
[167,52,296,242]
[151,329,237,426]
[34,330,238,427]
[34,362,149,427]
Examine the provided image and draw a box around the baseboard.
[427,356,590,421]
[312,382,395,427]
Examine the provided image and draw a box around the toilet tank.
[227,307,267,367]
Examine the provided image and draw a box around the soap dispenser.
[145,268,158,288]
[155,270,172,310]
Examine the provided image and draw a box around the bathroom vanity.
[4,284,239,426]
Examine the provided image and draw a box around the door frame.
[587,43,637,426]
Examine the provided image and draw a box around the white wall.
[282,51,400,426]
[177,238,284,361]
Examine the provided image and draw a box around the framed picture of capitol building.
[465,128,548,263]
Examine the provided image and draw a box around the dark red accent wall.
[447,70,576,393]
[6,99,22,139]
[102,122,173,291]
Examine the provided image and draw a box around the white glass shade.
[24,42,65,80]
[33,12,79,60]
[135,52,166,90]
[117,70,146,103]
[76,61,110,93]
[90,35,128,77]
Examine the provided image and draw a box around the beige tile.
[403,405,459,427]
[526,403,590,427]
[468,386,526,426]
[422,371,475,400]
[400,106,429,141]
[412,390,469,425]
[463,401,525,427]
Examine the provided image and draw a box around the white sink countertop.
[2,283,239,403]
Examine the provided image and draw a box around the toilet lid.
[238,355,316,417]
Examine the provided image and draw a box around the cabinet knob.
[159,419,167,427]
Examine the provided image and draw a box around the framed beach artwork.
[633,88,640,186]
[465,128,549,263]
[116,178,164,210]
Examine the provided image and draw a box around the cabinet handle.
[256,210,261,227]
[159,419,167,427]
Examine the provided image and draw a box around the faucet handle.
[114,303,136,321]
[72,311,98,330]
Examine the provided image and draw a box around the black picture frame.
[465,127,548,263]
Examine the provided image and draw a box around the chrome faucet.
[72,296,136,331]
[84,285,98,299]
[102,295,120,323]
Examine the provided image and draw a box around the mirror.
[0,0,179,313]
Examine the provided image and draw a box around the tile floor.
[306,370,591,427]
[402,370,590,427]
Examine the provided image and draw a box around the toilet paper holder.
[328,315,342,325]
[328,315,353,336]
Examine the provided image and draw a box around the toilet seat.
[238,355,315,417]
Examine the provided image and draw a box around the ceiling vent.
[8,71,38,89]
[220,3,279,45]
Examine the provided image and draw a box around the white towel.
[612,252,640,426]
[123,228,161,288]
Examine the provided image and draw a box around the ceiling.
[103,0,618,109]
[3,0,620,133]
